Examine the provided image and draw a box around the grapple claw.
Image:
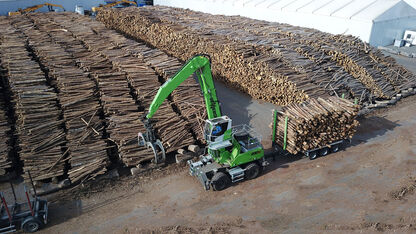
[137,132,147,147]
[138,118,166,164]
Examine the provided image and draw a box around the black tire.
[211,172,231,191]
[319,147,329,156]
[309,151,318,160]
[23,219,41,233]
[245,162,260,180]
[331,144,340,153]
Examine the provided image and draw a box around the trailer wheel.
[309,151,318,160]
[23,218,41,233]
[211,172,231,191]
[331,144,340,153]
[245,163,260,180]
[319,147,329,156]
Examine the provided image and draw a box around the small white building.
[403,30,416,45]
[154,0,416,46]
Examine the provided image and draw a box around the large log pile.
[56,13,207,143]
[0,12,206,182]
[155,9,369,101]
[50,12,207,143]
[274,97,359,154]
[53,17,194,153]
[98,8,314,106]
[0,87,13,175]
[0,12,206,184]
[97,6,416,105]
[29,13,197,166]
[25,15,155,167]
[218,11,416,98]
[14,16,110,183]
[0,19,66,181]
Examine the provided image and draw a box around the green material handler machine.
[138,54,267,191]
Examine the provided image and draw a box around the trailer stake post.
[24,186,35,217]
[283,116,288,150]
[9,179,17,205]
[0,192,12,225]
[272,110,278,143]
[28,171,37,199]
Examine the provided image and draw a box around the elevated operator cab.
[204,116,232,143]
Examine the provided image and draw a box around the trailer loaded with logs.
[271,97,359,160]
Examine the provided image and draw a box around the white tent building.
[154,0,416,46]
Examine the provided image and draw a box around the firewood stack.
[273,97,359,155]
[18,16,110,184]
[27,15,156,167]
[52,13,207,143]
[51,17,195,154]
[0,20,67,181]
[0,87,13,176]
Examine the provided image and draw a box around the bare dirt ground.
[38,93,416,233]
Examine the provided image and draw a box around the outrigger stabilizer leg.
[138,117,166,164]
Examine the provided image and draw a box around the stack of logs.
[97,8,312,106]
[0,12,210,184]
[0,20,66,181]
[274,97,359,154]
[52,12,207,143]
[17,16,110,184]
[97,6,416,105]
[25,14,155,168]
[46,14,196,163]
[0,87,13,175]
[0,13,208,182]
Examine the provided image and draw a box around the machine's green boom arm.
[146,54,221,120]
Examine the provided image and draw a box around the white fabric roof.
[154,0,416,45]
[193,0,416,22]
[405,0,416,8]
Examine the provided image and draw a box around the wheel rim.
[310,152,317,159]
[321,148,328,156]
[215,179,225,190]
[27,222,39,232]
[249,167,259,179]
[332,146,339,152]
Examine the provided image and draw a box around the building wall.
[0,0,105,15]
[370,17,416,46]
